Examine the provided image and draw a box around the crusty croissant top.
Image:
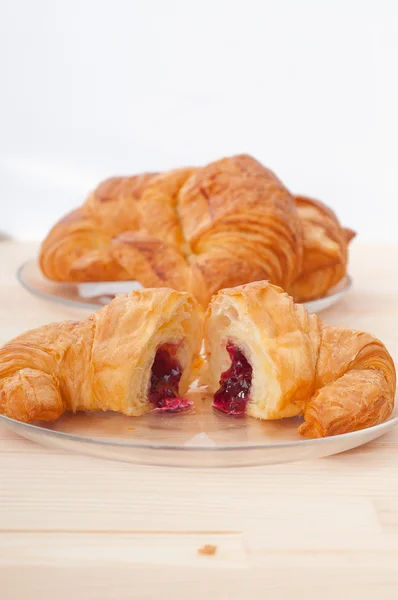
[40,154,354,306]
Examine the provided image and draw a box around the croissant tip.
[298,421,323,439]
[344,228,356,243]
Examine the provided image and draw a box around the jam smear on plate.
[149,344,191,412]
[213,341,253,416]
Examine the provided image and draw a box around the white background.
[0,0,397,241]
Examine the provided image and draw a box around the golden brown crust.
[205,281,395,437]
[0,289,203,423]
[39,156,353,305]
[39,173,158,282]
[287,196,355,301]
[299,369,394,438]
[180,156,303,301]
[299,326,396,437]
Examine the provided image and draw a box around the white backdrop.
[1,0,397,241]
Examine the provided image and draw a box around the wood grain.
[0,240,397,599]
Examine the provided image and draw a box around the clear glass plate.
[17,259,352,313]
[1,392,396,467]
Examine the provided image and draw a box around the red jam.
[213,342,253,416]
[148,344,192,412]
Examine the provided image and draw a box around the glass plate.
[1,392,396,467]
[17,260,352,313]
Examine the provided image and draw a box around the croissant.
[204,281,396,437]
[287,195,356,302]
[0,288,203,422]
[39,154,354,306]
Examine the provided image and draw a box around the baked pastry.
[204,281,396,437]
[287,195,355,302]
[39,154,353,306]
[0,288,202,423]
[2,279,394,438]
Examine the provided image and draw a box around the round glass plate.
[17,260,352,313]
[1,393,396,467]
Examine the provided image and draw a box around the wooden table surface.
[0,240,398,599]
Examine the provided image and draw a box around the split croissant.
[0,283,395,438]
[205,281,396,438]
[0,289,203,422]
[39,154,354,306]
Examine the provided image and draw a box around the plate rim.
[1,411,397,454]
[17,260,107,311]
[17,259,353,312]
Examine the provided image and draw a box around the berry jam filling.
[148,344,192,412]
[213,341,253,416]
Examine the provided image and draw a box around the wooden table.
[0,240,397,599]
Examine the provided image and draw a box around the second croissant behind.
[39,154,355,306]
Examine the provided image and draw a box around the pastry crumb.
[197,544,217,556]
[127,427,135,431]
